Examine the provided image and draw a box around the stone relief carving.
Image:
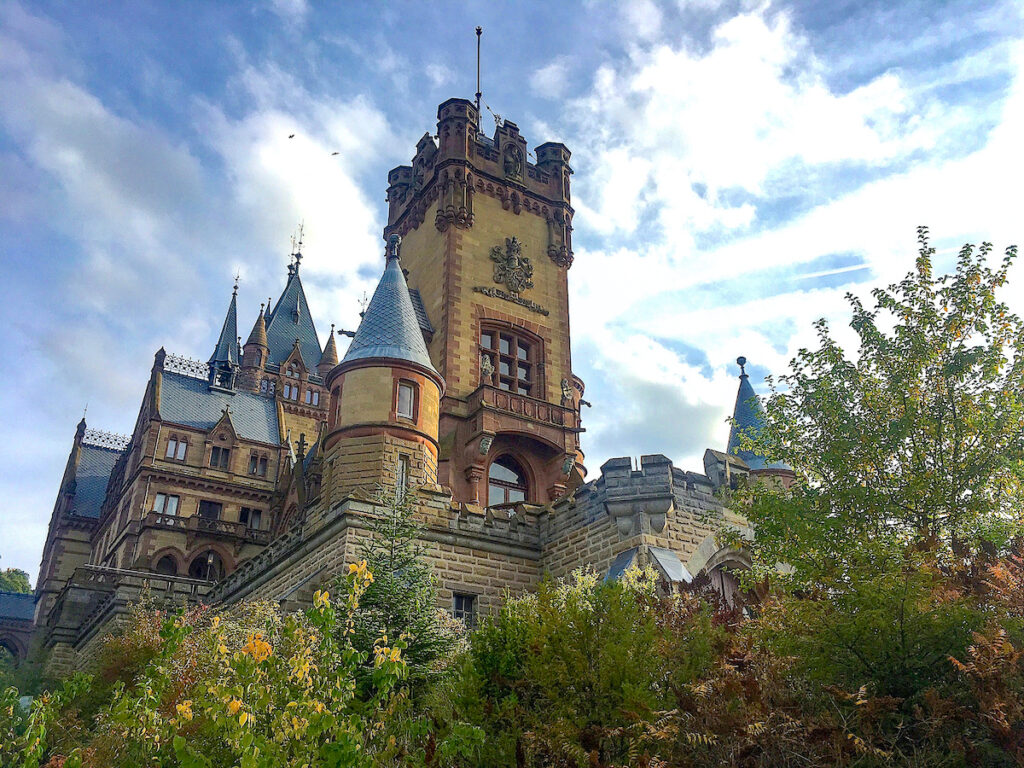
[489,236,534,296]
[503,144,523,179]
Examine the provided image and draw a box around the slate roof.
[209,289,239,367]
[0,591,34,622]
[605,547,639,581]
[408,289,434,335]
[649,547,693,584]
[265,270,321,368]
[70,443,123,519]
[727,362,790,471]
[160,370,280,445]
[342,256,440,377]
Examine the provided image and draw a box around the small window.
[312,391,319,406]
[153,493,180,515]
[210,446,230,470]
[488,455,528,507]
[397,381,415,419]
[166,438,187,460]
[248,453,267,476]
[154,555,177,576]
[453,593,477,627]
[239,507,263,530]
[258,456,268,476]
[287,364,299,379]
[198,500,222,520]
[283,383,292,399]
[396,455,409,499]
[260,379,269,393]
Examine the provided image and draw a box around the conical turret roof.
[265,262,321,367]
[246,305,268,348]
[208,285,239,367]
[318,325,339,369]
[341,237,440,382]
[727,356,790,471]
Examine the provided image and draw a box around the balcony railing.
[470,385,578,428]
[144,512,272,546]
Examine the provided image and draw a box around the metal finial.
[475,26,483,116]
[737,356,747,376]
[233,272,240,295]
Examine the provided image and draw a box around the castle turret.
[239,305,269,392]
[727,356,796,487]
[317,324,339,378]
[323,235,444,496]
[208,282,240,391]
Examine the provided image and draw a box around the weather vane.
[358,291,370,318]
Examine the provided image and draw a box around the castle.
[0,97,792,675]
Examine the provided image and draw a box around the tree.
[741,227,1024,586]
[0,564,31,593]
[338,487,461,693]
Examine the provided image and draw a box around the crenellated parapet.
[385,98,574,269]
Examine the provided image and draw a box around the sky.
[1,0,1022,579]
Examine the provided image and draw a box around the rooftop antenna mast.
[475,26,482,116]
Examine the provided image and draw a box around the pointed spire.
[727,356,788,471]
[341,235,441,385]
[318,324,339,371]
[208,284,239,368]
[246,304,268,349]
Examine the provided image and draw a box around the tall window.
[396,381,416,419]
[396,454,409,500]
[210,446,230,469]
[260,379,276,395]
[248,453,268,476]
[487,455,528,507]
[480,328,535,395]
[453,593,477,627]
[304,389,320,405]
[239,507,263,530]
[152,493,180,516]
[165,437,187,461]
[198,500,222,520]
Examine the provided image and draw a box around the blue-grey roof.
[648,547,693,584]
[408,289,434,335]
[0,591,34,622]
[160,370,280,445]
[209,289,239,367]
[71,443,122,519]
[727,368,790,471]
[265,270,321,369]
[605,547,639,582]
[342,257,439,377]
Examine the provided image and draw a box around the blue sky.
[1,0,1022,578]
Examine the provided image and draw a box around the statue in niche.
[503,144,523,179]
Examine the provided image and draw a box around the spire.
[341,235,441,383]
[318,324,339,371]
[265,240,321,368]
[208,283,240,368]
[727,356,789,471]
[246,304,268,349]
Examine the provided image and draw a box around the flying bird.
[331,152,340,156]
[288,133,295,138]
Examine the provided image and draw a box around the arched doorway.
[487,455,529,507]
[188,550,225,581]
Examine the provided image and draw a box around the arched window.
[154,555,178,576]
[488,455,528,507]
[188,550,225,581]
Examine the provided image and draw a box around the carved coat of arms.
[490,237,534,296]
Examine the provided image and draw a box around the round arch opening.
[487,454,529,507]
[188,550,225,581]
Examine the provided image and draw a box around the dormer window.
[210,446,230,470]
[248,452,268,477]
[286,364,300,379]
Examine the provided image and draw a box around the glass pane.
[518,364,529,379]
[518,343,528,360]
[154,493,166,513]
[498,378,511,391]
[480,332,493,349]
[508,489,525,503]
[499,336,511,354]
[165,441,175,458]
[520,384,531,396]
[499,360,510,376]
[251,511,262,530]
[176,442,186,460]
[488,484,505,506]
[489,456,525,484]
[397,383,414,417]
[166,496,178,515]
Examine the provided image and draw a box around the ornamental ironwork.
[165,353,208,380]
[489,237,533,296]
[82,429,131,451]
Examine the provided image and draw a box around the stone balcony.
[144,512,273,546]
[468,384,579,429]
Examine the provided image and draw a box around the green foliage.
[740,228,1024,585]
[0,568,31,594]
[338,487,464,693]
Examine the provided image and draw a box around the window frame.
[210,446,230,470]
[152,492,180,516]
[239,507,263,530]
[487,454,530,507]
[197,500,222,520]
[479,324,540,396]
[452,593,477,627]
[396,380,417,420]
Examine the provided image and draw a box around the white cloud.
[531,57,570,99]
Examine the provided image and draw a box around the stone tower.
[323,235,445,496]
[383,98,584,508]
